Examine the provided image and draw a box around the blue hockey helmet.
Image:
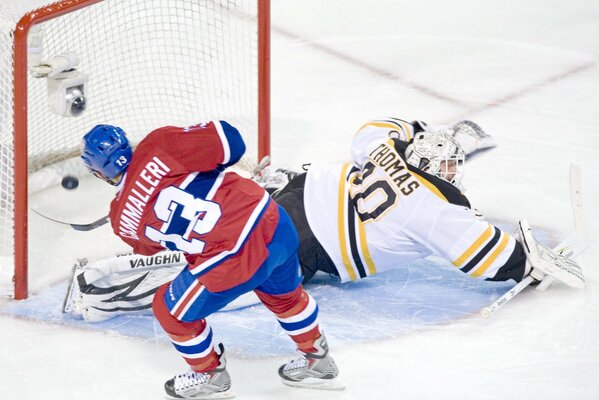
[81,124,133,183]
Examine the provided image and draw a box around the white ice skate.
[278,334,344,391]
[164,344,234,399]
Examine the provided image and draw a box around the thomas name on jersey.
[369,142,420,195]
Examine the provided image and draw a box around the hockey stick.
[555,163,588,257]
[32,157,272,233]
[31,208,109,231]
[480,163,588,318]
[480,276,535,318]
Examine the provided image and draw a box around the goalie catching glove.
[519,219,585,290]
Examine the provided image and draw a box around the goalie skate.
[519,219,585,289]
[278,334,344,391]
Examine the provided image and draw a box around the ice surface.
[0,251,519,356]
[1,1,598,399]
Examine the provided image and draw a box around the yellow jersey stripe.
[453,224,493,267]
[360,121,404,130]
[411,171,448,203]
[357,121,404,134]
[471,233,510,278]
[337,164,357,281]
[357,218,377,275]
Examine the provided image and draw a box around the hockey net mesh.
[0,0,262,296]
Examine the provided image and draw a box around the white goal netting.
[0,0,265,297]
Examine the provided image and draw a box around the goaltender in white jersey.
[271,117,583,290]
[303,118,516,283]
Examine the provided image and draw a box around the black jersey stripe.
[407,165,470,208]
[346,195,368,279]
[486,240,527,282]
[460,226,501,273]
[337,164,360,281]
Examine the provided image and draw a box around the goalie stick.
[480,163,588,318]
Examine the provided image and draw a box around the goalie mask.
[405,130,465,190]
[81,124,132,185]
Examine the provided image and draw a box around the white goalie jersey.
[303,118,521,282]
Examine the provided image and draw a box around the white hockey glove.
[255,165,301,195]
[519,219,585,290]
[451,120,496,158]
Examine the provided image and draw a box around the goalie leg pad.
[63,253,184,322]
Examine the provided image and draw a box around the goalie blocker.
[519,219,585,289]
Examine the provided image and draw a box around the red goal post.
[2,0,270,299]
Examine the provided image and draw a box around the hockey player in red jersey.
[81,121,343,398]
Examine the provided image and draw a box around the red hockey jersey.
[108,121,279,292]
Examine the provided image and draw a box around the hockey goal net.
[0,0,270,299]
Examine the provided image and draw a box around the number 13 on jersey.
[145,186,222,253]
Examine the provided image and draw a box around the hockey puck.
[61,175,79,190]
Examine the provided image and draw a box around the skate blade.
[165,389,235,399]
[281,377,345,391]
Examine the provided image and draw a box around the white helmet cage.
[405,130,466,190]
